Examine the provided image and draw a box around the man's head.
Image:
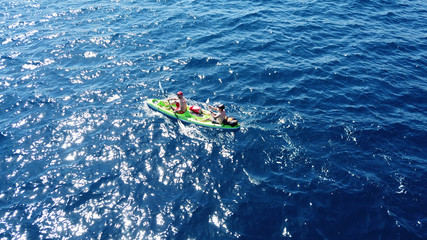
[177,91,183,98]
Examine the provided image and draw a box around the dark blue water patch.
[355,123,427,156]
[306,187,419,240]
[229,201,287,240]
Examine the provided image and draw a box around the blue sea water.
[1,0,426,239]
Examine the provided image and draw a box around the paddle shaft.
[159,81,182,124]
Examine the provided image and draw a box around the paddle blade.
[159,81,163,93]
[159,80,168,99]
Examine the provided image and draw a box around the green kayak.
[146,99,240,131]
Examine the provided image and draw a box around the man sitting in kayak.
[208,104,226,124]
[167,91,188,114]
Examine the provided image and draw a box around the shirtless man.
[208,104,226,124]
[167,91,187,114]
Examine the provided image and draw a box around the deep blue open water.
[1,0,426,239]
